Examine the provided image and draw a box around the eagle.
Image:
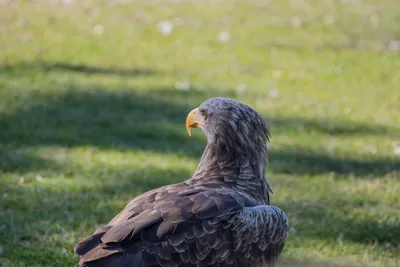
[74,97,289,267]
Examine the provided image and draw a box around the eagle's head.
[186,97,270,160]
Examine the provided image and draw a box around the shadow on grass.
[266,117,399,138]
[0,150,61,174]
[269,148,400,178]
[0,86,208,164]
[0,80,398,178]
[0,61,158,77]
[0,75,400,177]
[278,199,400,248]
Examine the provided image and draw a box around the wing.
[75,185,260,266]
[74,182,187,261]
[141,204,288,267]
[224,205,289,267]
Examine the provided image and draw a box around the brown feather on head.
[187,97,269,141]
[187,97,270,160]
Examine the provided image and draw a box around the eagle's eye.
[200,109,207,120]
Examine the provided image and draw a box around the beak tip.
[186,107,203,137]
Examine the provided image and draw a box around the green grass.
[0,0,399,266]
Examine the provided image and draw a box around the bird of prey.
[74,97,289,267]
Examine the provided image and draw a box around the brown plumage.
[74,97,289,267]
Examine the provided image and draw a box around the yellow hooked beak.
[186,108,204,136]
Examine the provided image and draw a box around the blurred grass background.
[0,0,399,266]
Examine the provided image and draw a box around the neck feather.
[191,137,272,203]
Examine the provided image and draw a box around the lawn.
[0,0,399,266]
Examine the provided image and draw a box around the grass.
[0,0,399,266]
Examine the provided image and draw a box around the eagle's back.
[75,182,288,267]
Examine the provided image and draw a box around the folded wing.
[75,185,288,267]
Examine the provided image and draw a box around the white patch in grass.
[235,84,247,96]
[291,16,302,28]
[324,14,335,25]
[62,0,75,6]
[268,88,279,99]
[36,175,44,182]
[158,20,173,36]
[218,31,230,42]
[175,81,190,91]
[394,146,400,155]
[388,41,400,52]
[92,24,104,35]
[334,66,343,73]
[272,70,282,79]
[344,107,352,114]
[365,146,377,155]
[19,33,33,42]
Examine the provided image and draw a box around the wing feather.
[75,184,288,267]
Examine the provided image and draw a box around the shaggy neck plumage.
[191,131,271,203]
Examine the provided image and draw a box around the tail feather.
[78,251,146,267]
[79,245,120,263]
[75,226,112,256]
